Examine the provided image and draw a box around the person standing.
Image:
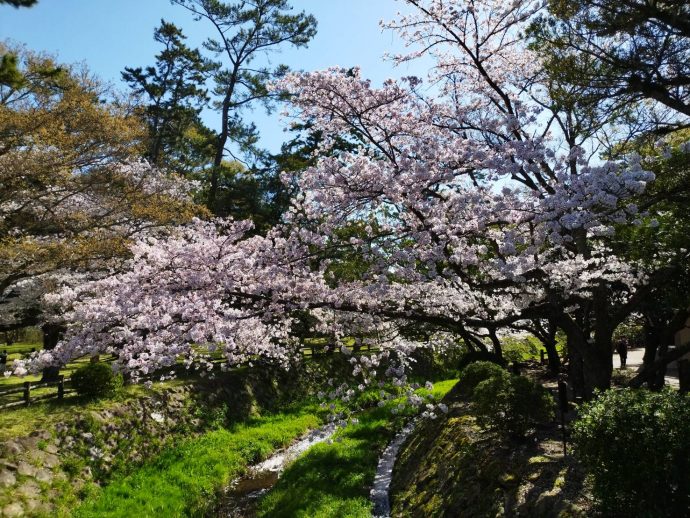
[616,338,628,369]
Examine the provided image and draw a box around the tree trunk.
[544,340,561,375]
[583,335,613,396]
[40,323,63,382]
[542,321,561,375]
[567,337,585,399]
[560,313,613,398]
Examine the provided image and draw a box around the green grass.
[257,379,458,518]
[73,405,322,518]
[0,379,185,441]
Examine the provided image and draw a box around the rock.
[18,436,40,450]
[29,431,51,441]
[34,469,52,483]
[17,481,41,499]
[0,460,18,471]
[0,469,17,487]
[17,462,36,477]
[2,441,23,456]
[2,502,24,517]
[27,449,46,465]
[44,444,58,455]
[150,412,165,423]
[42,453,60,469]
[24,499,46,514]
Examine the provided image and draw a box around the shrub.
[472,370,553,438]
[501,336,541,363]
[71,362,123,399]
[456,361,506,398]
[572,388,690,517]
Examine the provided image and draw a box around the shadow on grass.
[256,382,459,518]
[257,410,395,518]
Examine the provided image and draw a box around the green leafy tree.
[172,0,317,212]
[530,0,690,132]
[573,388,690,516]
[122,20,216,173]
[613,133,690,387]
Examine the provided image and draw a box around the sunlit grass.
[0,379,185,441]
[74,404,322,518]
[257,379,457,518]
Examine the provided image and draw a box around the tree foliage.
[172,0,317,212]
[530,0,690,133]
[122,20,215,173]
[573,388,690,516]
[0,45,202,331]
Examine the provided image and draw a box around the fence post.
[57,375,65,400]
[23,381,31,406]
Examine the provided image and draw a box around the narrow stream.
[213,423,337,517]
[370,418,419,518]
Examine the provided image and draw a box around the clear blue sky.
[0,0,429,153]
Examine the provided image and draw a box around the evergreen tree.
[0,0,37,7]
[172,0,317,212]
[530,0,690,132]
[122,20,215,173]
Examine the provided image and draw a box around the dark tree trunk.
[560,312,614,399]
[635,308,690,389]
[530,318,561,375]
[544,340,561,375]
[584,334,613,396]
[40,323,63,382]
[567,337,585,399]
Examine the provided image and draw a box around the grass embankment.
[257,379,458,518]
[0,379,186,441]
[74,405,322,518]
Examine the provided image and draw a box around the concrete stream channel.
[213,423,337,517]
[212,418,420,517]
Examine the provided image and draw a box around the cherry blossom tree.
[17,0,665,397]
[273,0,654,395]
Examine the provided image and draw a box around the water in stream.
[213,423,337,517]
[370,418,419,518]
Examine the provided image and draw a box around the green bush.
[501,336,541,363]
[456,361,506,398]
[572,388,690,517]
[70,362,123,399]
[472,370,553,438]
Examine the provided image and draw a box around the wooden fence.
[0,376,72,410]
[0,341,380,411]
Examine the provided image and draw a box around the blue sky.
[1,0,429,153]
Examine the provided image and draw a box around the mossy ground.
[390,386,592,517]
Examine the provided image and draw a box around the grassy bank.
[73,405,322,517]
[0,379,187,441]
[257,379,458,518]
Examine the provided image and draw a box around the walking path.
[613,347,679,388]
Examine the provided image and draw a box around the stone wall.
[0,385,200,517]
[0,356,356,517]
